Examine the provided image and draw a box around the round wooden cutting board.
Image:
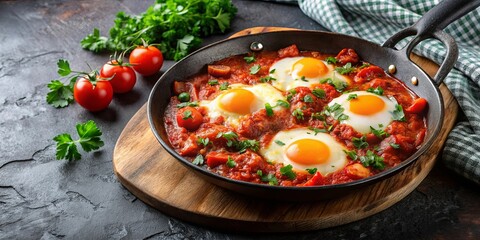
[113,27,459,232]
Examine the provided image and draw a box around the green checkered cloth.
[272,0,480,184]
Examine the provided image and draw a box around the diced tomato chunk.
[303,172,324,186]
[206,151,230,168]
[278,44,300,58]
[173,81,186,95]
[405,98,428,114]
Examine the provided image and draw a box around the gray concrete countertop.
[0,0,478,239]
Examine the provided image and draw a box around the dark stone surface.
[0,0,478,239]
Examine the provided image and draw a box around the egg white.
[260,128,348,176]
[199,83,285,128]
[328,91,398,134]
[269,57,350,91]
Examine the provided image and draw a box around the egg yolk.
[350,95,385,115]
[219,88,255,114]
[292,57,328,78]
[286,139,330,165]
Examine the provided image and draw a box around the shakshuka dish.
[164,45,428,187]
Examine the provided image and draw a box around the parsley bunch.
[81,0,237,61]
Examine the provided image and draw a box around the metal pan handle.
[382,0,480,86]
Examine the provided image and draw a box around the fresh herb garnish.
[270,69,276,74]
[392,104,406,121]
[367,87,384,95]
[260,76,276,83]
[312,89,326,99]
[216,131,259,153]
[303,95,314,103]
[286,89,297,101]
[343,149,358,160]
[370,126,390,138]
[325,56,337,64]
[274,140,285,146]
[292,108,304,120]
[352,135,368,149]
[280,164,296,180]
[81,0,237,60]
[176,101,199,108]
[265,103,274,117]
[306,168,317,174]
[300,76,308,82]
[276,99,290,108]
[309,127,327,135]
[324,103,349,121]
[257,170,278,185]
[359,63,371,69]
[208,79,219,85]
[335,62,355,74]
[250,64,261,74]
[182,110,193,120]
[390,142,401,149]
[219,82,229,90]
[359,150,385,170]
[226,156,236,168]
[197,137,211,147]
[193,154,204,165]
[53,120,104,161]
[347,94,358,101]
[244,53,256,63]
[320,77,348,92]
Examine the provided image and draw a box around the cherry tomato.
[74,77,113,112]
[176,107,202,131]
[129,46,164,76]
[99,60,136,93]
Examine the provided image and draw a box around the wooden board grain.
[112,27,459,232]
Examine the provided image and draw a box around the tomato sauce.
[164,45,427,187]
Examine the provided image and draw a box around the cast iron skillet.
[148,0,480,201]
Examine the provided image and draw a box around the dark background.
[0,0,478,239]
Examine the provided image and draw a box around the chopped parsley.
[280,164,296,180]
[274,140,285,146]
[359,150,385,170]
[325,56,337,64]
[311,112,325,120]
[392,104,406,121]
[258,171,278,185]
[309,127,327,135]
[216,131,259,153]
[352,135,368,149]
[219,82,229,90]
[250,64,261,74]
[370,126,390,138]
[260,76,276,83]
[312,89,326,99]
[244,54,256,63]
[208,79,219,85]
[343,149,358,160]
[226,156,236,168]
[347,93,358,101]
[192,154,204,165]
[287,89,297,101]
[324,103,349,121]
[292,108,304,120]
[182,110,193,120]
[276,99,290,108]
[265,103,274,117]
[321,77,348,92]
[306,168,317,174]
[300,76,308,82]
[335,62,355,75]
[303,95,314,103]
[367,86,384,95]
[269,69,276,74]
[390,142,401,149]
[197,137,211,147]
[359,63,371,69]
[176,101,199,108]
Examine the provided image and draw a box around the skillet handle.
[382,0,480,86]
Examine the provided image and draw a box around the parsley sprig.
[53,120,104,161]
